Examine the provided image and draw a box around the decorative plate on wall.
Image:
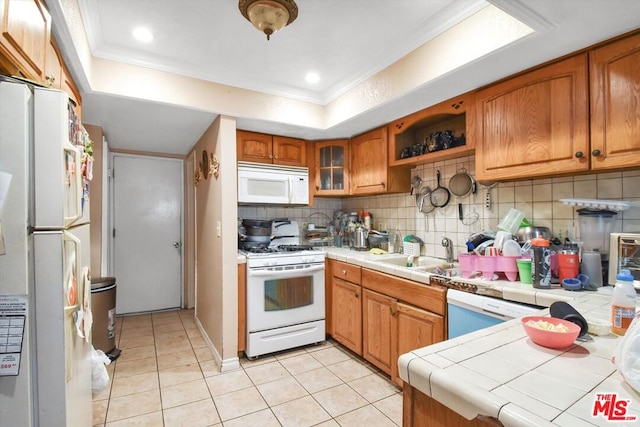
[202,150,209,180]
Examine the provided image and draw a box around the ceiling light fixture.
[132,27,153,43]
[305,72,320,84]
[238,0,298,41]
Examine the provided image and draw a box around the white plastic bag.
[91,346,111,396]
[613,313,640,393]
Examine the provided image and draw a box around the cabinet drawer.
[361,268,446,316]
[332,260,361,284]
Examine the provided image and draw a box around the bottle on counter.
[530,238,551,289]
[611,269,636,336]
[393,227,403,254]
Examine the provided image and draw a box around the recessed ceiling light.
[133,27,153,43]
[305,72,320,84]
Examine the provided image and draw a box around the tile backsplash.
[238,155,640,260]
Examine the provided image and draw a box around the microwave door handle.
[248,264,324,278]
[288,177,293,203]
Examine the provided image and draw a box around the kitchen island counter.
[398,288,640,426]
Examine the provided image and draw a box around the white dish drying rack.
[560,198,635,212]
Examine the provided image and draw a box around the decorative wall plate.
[202,150,209,179]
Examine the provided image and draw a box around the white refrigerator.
[0,78,93,426]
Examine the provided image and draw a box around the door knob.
[172,242,181,248]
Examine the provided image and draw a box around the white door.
[112,154,183,314]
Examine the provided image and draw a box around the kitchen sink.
[376,256,453,270]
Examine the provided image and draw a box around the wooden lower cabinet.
[362,289,397,375]
[393,302,444,385]
[360,269,446,386]
[403,384,504,427]
[331,277,362,355]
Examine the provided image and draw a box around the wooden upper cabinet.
[237,130,307,166]
[475,53,590,181]
[315,139,349,196]
[389,92,475,167]
[61,61,81,119]
[237,130,273,163]
[590,32,640,171]
[0,0,51,81]
[350,126,409,195]
[44,38,61,89]
[272,135,307,166]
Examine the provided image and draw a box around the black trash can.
[91,277,121,360]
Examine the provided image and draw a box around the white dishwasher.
[447,289,542,339]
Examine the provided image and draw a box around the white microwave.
[237,161,309,205]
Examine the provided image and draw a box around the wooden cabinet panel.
[61,62,81,119]
[44,38,61,89]
[362,289,397,375]
[315,139,349,196]
[475,54,590,181]
[331,260,361,284]
[361,268,446,316]
[331,277,362,355]
[393,302,444,385]
[350,127,389,194]
[590,32,640,171]
[350,126,410,195]
[237,130,273,163]
[237,131,307,166]
[403,385,503,427]
[389,92,475,167]
[272,135,307,166]
[0,0,50,81]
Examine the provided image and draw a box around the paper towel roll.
[581,251,603,289]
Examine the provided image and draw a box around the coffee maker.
[577,208,617,287]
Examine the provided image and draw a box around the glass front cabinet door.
[316,140,349,195]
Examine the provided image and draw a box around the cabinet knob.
[575,151,584,158]
[342,270,347,275]
[355,292,359,298]
[269,154,273,159]
[592,149,602,157]
[390,307,397,316]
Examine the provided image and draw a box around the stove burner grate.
[277,244,314,252]
[243,246,277,253]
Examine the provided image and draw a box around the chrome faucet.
[441,237,453,264]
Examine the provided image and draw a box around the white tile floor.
[92,309,403,426]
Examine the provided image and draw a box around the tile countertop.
[398,289,640,426]
[320,248,640,426]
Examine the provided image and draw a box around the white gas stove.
[241,219,326,358]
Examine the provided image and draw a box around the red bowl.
[521,316,581,349]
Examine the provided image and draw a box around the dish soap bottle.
[393,227,403,254]
[612,269,636,335]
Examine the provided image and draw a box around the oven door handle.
[248,264,325,278]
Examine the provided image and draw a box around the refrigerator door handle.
[63,230,81,309]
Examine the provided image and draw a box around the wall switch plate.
[216,221,221,237]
